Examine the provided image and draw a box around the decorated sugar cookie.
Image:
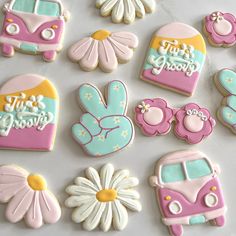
[96,0,156,24]
[68,30,138,73]
[135,99,215,144]
[65,163,142,231]
[204,12,236,47]
[72,80,134,156]
[0,0,69,61]
[141,22,206,96]
[0,74,58,151]
[214,69,236,134]
[149,150,226,236]
[0,165,61,228]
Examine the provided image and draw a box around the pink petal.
[5,186,34,223]
[0,165,27,184]
[68,37,93,61]
[98,39,118,72]
[25,192,43,229]
[39,191,61,224]
[111,32,139,48]
[79,40,99,71]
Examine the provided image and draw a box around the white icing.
[138,101,150,113]
[204,193,218,208]
[6,23,20,35]
[41,28,55,40]
[184,115,204,133]
[168,201,182,215]
[213,19,232,36]
[186,109,207,121]
[143,107,163,125]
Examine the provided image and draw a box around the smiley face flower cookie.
[65,163,142,231]
[0,165,61,229]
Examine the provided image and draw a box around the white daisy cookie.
[96,0,156,24]
[0,165,61,229]
[65,163,142,231]
[68,30,139,73]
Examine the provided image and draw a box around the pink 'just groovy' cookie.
[0,0,69,61]
[141,22,206,96]
[149,150,226,236]
[204,12,236,47]
[0,74,58,151]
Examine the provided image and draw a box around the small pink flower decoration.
[174,103,216,144]
[135,98,174,136]
[0,165,61,229]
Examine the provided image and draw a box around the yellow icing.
[96,189,117,202]
[27,174,47,191]
[211,186,217,191]
[164,195,172,201]
[92,30,111,41]
[150,35,206,54]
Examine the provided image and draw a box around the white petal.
[110,169,129,189]
[111,0,124,23]
[0,165,27,184]
[132,0,145,18]
[74,177,99,192]
[39,191,61,224]
[117,189,140,199]
[117,196,142,212]
[72,199,98,223]
[68,37,93,62]
[5,186,34,223]
[98,39,118,72]
[79,40,99,71]
[96,0,107,8]
[65,195,96,208]
[83,202,106,231]
[116,177,139,190]
[100,0,119,16]
[85,167,102,190]
[100,164,114,189]
[140,0,156,13]
[25,192,43,229]
[111,31,139,48]
[65,185,96,196]
[100,202,112,232]
[112,200,128,230]
[108,37,133,63]
[123,0,135,24]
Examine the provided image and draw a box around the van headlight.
[6,23,20,35]
[205,193,218,207]
[168,201,182,215]
[41,28,55,40]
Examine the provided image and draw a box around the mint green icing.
[13,0,35,13]
[218,69,236,95]
[20,43,38,53]
[227,95,236,110]
[37,0,60,16]
[220,107,236,125]
[161,163,185,183]
[189,215,206,225]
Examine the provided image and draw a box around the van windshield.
[13,0,35,13]
[161,163,185,183]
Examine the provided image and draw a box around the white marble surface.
[0,0,236,235]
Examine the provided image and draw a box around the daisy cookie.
[0,0,69,62]
[65,163,142,231]
[95,0,156,24]
[204,12,236,47]
[0,74,58,151]
[0,165,61,229]
[68,30,138,73]
[149,150,226,236]
[141,22,206,96]
[214,69,236,134]
[72,80,134,157]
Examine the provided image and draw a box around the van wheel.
[211,215,225,227]
[43,50,56,62]
[1,43,14,57]
[169,224,183,236]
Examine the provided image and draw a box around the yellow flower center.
[91,30,111,41]
[96,189,117,202]
[27,174,47,191]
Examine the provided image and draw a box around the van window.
[186,159,212,180]
[37,0,60,16]
[13,0,35,13]
[161,163,185,183]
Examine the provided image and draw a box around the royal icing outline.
[0,0,69,61]
[68,30,139,73]
[72,80,135,157]
[149,150,226,236]
[0,165,61,229]
[141,22,206,96]
[65,163,142,231]
[135,99,215,144]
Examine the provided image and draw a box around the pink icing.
[213,19,232,36]
[183,115,204,133]
[143,107,164,125]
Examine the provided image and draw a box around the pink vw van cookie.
[149,150,226,236]
[0,0,69,62]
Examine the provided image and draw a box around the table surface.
[0,0,236,235]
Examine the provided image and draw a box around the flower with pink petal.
[0,165,61,229]
[174,103,216,144]
[135,98,174,136]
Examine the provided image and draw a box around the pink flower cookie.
[135,98,174,136]
[174,103,216,144]
[204,11,236,47]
